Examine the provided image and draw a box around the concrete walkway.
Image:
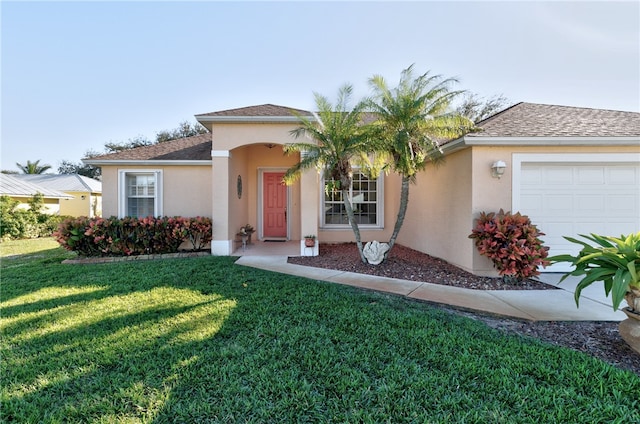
[235,256,626,322]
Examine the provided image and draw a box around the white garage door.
[518,161,640,272]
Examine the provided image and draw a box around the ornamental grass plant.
[1,239,638,423]
[549,232,640,311]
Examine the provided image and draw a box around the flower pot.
[619,307,640,356]
[304,238,316,247]
[622,307,640,321]
[624,289,640,313]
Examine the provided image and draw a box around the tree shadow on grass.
[1,246,75,267]
[2,256,640,422]
[2,277,238,421]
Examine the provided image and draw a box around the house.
[85,102,640,275]
[0,173,73,214]
[12,174,102,217]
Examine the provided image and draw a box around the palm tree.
[16,159,52,174]
[367,65,475,259]
[283,85,375,263]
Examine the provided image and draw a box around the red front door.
[263,172,287,238]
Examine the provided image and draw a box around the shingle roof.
[469,102,640,137]
[86,133,211,162]
[196,104,312,117]
[0,174,73,199]
[15,174,102,193]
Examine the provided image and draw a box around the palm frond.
[367,65,475,178]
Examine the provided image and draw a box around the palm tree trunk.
[342,188,367,263]
[387,175,410,255]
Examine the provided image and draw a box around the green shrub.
[0,195,68,241]
[469,209,549,281]
[54,216,213,257]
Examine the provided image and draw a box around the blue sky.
[2,1,638,172]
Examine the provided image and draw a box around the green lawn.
[1,238,639,423]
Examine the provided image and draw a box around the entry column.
[299,166,319,256]
[211,150,231,255]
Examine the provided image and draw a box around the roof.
[15,174,102,193]
[195,104,313,125]
[84,102,640,164]
[0,174,73,199]
[469,102,640,138]
[197,103,312,118]
[85,133,212,163]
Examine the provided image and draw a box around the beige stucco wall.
[100,168,118,217]
[226,147,249,242]
[210,123,304,254]
[396,149,477,273]
[214,144,302,244]
[212,123,300,151]
[244,144,301,240]
[100,165,212,218]
[470,144,640,214]
[220,144,303,244]
[396,143,640,276]
[469,144,640,274]
[164,166,212,216]
[209,121,399,252]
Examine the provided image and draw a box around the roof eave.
[195,115,313,125]
[440,137,467,155]
[441,135,640,155]
[9,193,73,200]
[462,136,640,145]
[83,159,213,166]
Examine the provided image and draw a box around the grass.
[1,239,639,423]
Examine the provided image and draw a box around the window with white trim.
[118,170,163,218]
[322,171,383,228]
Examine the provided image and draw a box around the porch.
[231,239,302,257]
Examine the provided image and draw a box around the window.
[118,170,162,218]
[322,171,383,228]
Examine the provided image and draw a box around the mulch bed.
[288,242,557,290]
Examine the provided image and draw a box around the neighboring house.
[12,174,102,217]
[85,102,640,275]
[0,173,73,215]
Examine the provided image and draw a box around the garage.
[513,153,640,272]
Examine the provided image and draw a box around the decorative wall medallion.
[237,175,243,199]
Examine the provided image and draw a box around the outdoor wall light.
[491,160,507,178]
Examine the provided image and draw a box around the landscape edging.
[62,251,210,264]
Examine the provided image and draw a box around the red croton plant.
[54,216,212,257]
[469,209,550,281]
